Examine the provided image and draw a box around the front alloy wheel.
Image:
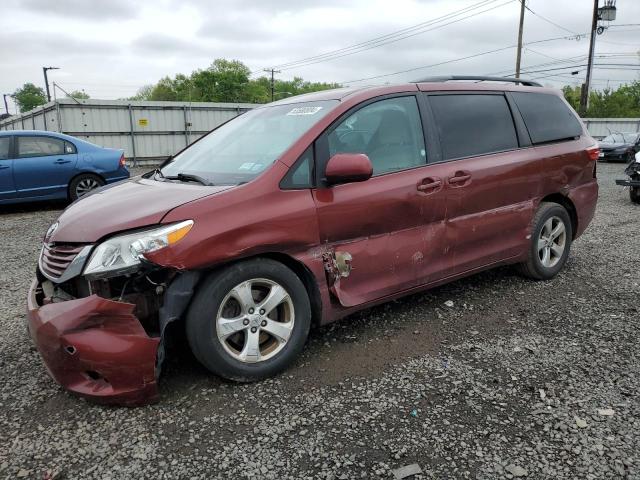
[216,279,295,363]
[186,259,311,382]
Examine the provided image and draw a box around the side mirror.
[325,153,373,185]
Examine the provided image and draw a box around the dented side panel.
[446,147,542,274]
[312,164,449,307]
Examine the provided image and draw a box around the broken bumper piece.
[27,279,160,406]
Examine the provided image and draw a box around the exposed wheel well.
[199,253,323,328]
[540,193,578,239]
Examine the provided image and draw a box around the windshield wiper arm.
[163,172,213,186]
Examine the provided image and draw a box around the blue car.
[0,130,130,204]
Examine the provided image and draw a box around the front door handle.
[448,171,471,187]
[417,177,442,194]
[55,159,71,164]
[0,165,9,170]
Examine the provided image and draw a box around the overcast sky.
[1,0,638,111]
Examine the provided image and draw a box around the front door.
[0,136,16,200]
[13,135,78,199]
[313,95,449,307]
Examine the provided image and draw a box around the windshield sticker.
[286,106,323,116]
[238,162,256,170]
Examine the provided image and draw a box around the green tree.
[68,90,90,100]
[13,83,46,112]
[135,58,341,104]
[562,81,640,117]
[129,84,154,100]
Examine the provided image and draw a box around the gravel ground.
[0,163,638,479]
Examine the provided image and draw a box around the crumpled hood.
[49,177,234,243]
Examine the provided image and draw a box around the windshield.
[161,100,338,185]
[602,133,638,144]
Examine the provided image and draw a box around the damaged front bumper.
[27,279,161,406]
[27,268,200,406]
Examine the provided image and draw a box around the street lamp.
[42,66,60,102]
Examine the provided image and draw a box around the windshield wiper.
[165,172,213,186]
[153,168,212,186]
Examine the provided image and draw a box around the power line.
[524,5,577,34]
[259,0,514,73]
[340,33,590,84]
[270,0,501,70]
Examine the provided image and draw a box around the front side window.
[162,100,338,185]
[429,94,518,160]
[0,137,10,160]
[327,96,427,176]
[17,136,65,158]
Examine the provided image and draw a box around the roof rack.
[414,75,542,87]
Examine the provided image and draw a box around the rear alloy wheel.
[518,202,573,280]
[69,173,105,201]
[186,259,311,382]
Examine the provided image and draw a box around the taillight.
[586,145,599,178]
[586,145,600,161]
[119,153,126,168]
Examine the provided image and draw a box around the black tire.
[68,173,105,201]
[518,202,573,280]
[186,258,311,382]
[631,186,640,205]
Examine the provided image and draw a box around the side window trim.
[315,93,428,186]
[504,92,532,148]
[423,91,522,164]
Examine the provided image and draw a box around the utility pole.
[2,94,9,115]
[515,0,526,78]
[264,68,281,102]
[42,66,60,102]
[580,0,617,114]
[580,0,600,114]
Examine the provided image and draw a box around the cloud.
[1,0,639,99]
[16,0,138,20]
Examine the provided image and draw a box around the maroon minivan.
[27,77,599,405]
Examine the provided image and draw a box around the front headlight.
[83,220,193,279]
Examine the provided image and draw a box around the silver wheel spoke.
[550,243,564,257]
[537,238,547,252]
[262,319,293,343]
[217,317,248,340]
[541,246,551,266]
[543,218,554,237]
[258,284,289,317]
[231,281,255,312]
[550,222,565,240]
[238,330,261,362]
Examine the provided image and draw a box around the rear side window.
[17,136,65,158]
[0,137,10,160]
[511,92,582,144]
[429,94,518,160]
[64,141,77,154]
